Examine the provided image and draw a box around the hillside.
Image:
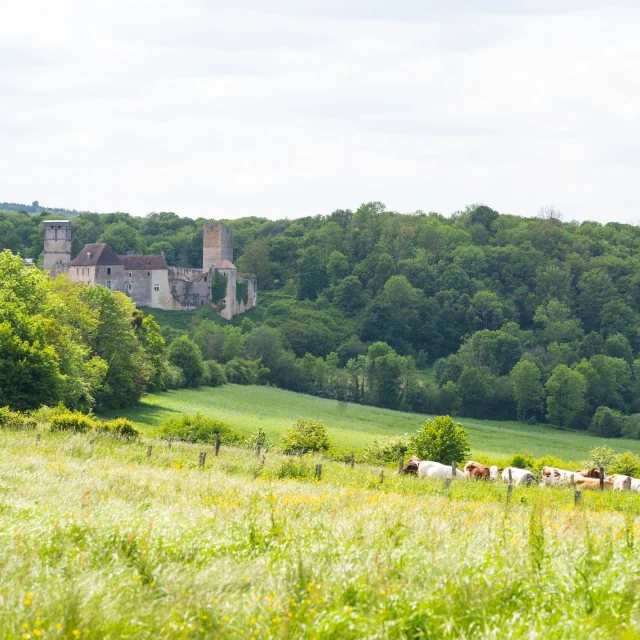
[101,385,640,462]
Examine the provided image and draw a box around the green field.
[103,385,640,463]
[2,427,640,639]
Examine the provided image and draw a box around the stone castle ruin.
[43,220,256,320]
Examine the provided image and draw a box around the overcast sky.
[1,1,639,222]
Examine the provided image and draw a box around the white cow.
[501,467,536,487]
[541,466,577,487]
[489,465,502,480]
[417,461,466,480]
[611,475,640,492]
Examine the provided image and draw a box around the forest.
[4,202,640,437]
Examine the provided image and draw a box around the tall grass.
[1,429,640,638]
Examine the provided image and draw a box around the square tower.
[203,222,233,272]
[44,220,72,277]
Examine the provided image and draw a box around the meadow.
[2,427,640,639]
[104,385,640,463]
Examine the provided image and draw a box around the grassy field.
[103,385,640,464]
[1,427,640,639]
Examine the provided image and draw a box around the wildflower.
[24,599,31,605]
[56,624,62,629]
[72,632,80,637]
[23,624,29,629]
[223,616,230,622]
[33,631,42,637]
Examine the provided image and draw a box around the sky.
[1,1,639,222]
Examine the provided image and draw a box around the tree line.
[5,202,640,436]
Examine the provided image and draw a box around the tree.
[221,327,245,362]
[409,415,471,465]
[166,336,207,387]
[237,239,270,289]
[333,276,365,316]
[533,299,583,345]
[297,246,327,301]
[545,365,586,427]
[326,251,350,283]
[467,291,513,331]
[363,342,414,409]
[458,367,495,418]
[589,406,627,438]
[511,359,544,422]
[281,418,332,455]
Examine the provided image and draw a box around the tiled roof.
[69,244,123,267]
[119,255,168,270]
[216,259,237,270]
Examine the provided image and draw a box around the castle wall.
[218,267,237,321]
[203,223,233,272]
[232,275,257,316]
[123,269,153,307]
[168,267,211,309]
[44,220,71,277]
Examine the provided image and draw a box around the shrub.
[409,415,470,465]
[361,434,410,465]
[101,418,139,440]
[166,336,207,388]
[275,457,313,479]
[224,358,268,385]
[589,406,627,438]
[160,413,242,445]
[50,412,97,433]
[245,426,273,451]
[206,360,227,387]
[509,453,536,470]
[281,418,332,455]
[622,414,640,440]
[583,445,617,471]
[0,407,37,430]
[161,361,185,390]
[610,451,640,477]
[29,403,70,423]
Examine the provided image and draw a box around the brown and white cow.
[541,466,576,486]
[575,468,602,479]
[402,456,421,475]
[464,461,491,479]
[568,476,613,491]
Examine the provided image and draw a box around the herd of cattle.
[401,457,640,491]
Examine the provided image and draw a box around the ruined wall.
[202,223,233,272]
[233,275,257,316]
[43,220,71,277]
[168,267,211,309]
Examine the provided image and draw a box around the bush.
[610,451,640,477]
[224,358,268,385]
[583,445,617,471]
[275,457,313,479]
[50,412,97,433]
[101,418,139,440]
[0,406,37,430]
[161,361,185,390]
[245,426,273,451]
[206,360,227,387]
[589,406,627,438]
[160,413,242,445]
[281,418,332,455]
[166,336,207,388]
[29,404,70,423]
[509,453,536,470]
[361,434,410,465]
[408,415,470,465]
[622,414,640,440]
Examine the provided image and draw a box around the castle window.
[128,283,132,292]
[106,280,112,290]
[204,275,207,282]
[128,272,132,277]
[147,272,150,277]
[106,267,111,275]
[154,284,160,292]
[76,268,79,275]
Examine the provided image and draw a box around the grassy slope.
[1,428,639,638]
[103,385,640,462]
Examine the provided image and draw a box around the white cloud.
[1,1,639,222]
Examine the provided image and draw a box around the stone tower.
[202,222,233,272]
[43,220,72,277]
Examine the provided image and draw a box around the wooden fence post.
[575,490,582,506]
[444,478,452,489]
[36,433,41,446]
[168,435,173,450]
[315,463,322,480]
[626,475,632,491]
[570,474,575,488]
[350,453,355,468]
[380,470,384,484]
[214,433,221,457]
[90,439,95,453]
[451,461,457,481]
[199,451,206,468]
[507,483,513,503]
[256,443,261,458]
[398,456,404,474]
[147,445,152,458]
[260,454,265,467]
[599,467,605,491]
[508,468,512,485]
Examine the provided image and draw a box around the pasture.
[1,427,640,638]
[103,385,640,463]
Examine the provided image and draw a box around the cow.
[402,456,421,475]
[541,466,577,486]
[464,461,491,479]
[611,475,640,492]
[417,461,466,480]
[568,476,613,491]
[575,468,602,479]
[501,467,537,487]
[489,465,504,480]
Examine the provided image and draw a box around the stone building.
[45,221,256,319]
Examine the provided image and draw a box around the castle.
[43,220,257,319]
